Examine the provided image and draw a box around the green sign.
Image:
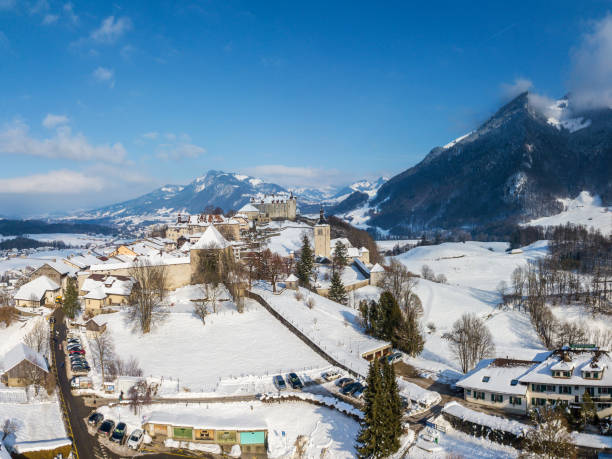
[173,427,193,440]
[240,431,265,445]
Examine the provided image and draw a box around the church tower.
[314,207,330,259]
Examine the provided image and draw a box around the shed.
[284,274,298,290]
[0,343,48,387]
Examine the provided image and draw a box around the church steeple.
[317,205,327,225]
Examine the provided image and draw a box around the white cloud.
[500,77,533,99]
[29,0,48,14]
[91,16,131,43]
[157,143,206,160]
[92,66,115,87]
[42,113,69,129]
[569,14,612,109]
[141,131,159,140]
[42,14,58,24]
[63,2,77,24]
[0,119,127,163]
[243,164,343,187]
[0,169,105,194]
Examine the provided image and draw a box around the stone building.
[167,214,241,243]
[313,208,331,259]
[250,193,297,221]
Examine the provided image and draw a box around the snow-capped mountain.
[76,170,286,226]
[368,91,612,235]
[72,170,385,226]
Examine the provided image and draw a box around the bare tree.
[91,330,115,385]
[128,259,168,334]
[381,259,418,304]
[23,318,49,357]
[511,267,524,309]
[523,406,576,459]
[110,356,143,377]
[421,264,436,281]
[443,313,495,373]
[128,379,153,414]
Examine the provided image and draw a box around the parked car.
[273,375,287,390]
[67,344,82,351]
[386,352,403,365]
[336,377,354,388]
[347,382,364,397]
[110,422,127,444]
[127,429,144,450]
[287,372,303,389]
[67,338,80,344]
[352,385,366,399]
[323,370,341,381]
[341,382,361,395]
[69,349,86,355]
[88,412,104,426]
[98,420,115,437]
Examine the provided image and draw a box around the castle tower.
[314,207,330,259]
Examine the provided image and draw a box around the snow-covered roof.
[456,359,535,396]
[359,247,369,253]
[285,274,298,282]
[34,260,78,277]
[84,287,107,300]
[192,225,230,249]
[13,438,72,454]
[330,238,352,249]
[0,343,48,374]
[146,409,266,431]
[238,203,260,213]
[370,263,385,273]
[64,253,104,269]
[442,401,529,437]
[519,350,612,386]
[89,254,190,271]
[14,276,60,301]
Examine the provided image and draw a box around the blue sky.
[0,0,611,216]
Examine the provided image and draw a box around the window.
[593,372,599,379]
[482,376,490,382]
[490,394,503,403]
[510,396,522,405]
[584,371,591,379]
[559,386,572,394]
[563,371,571,377]
[466,389,472,396]
[547,385,556,392]
[510,379,518,386]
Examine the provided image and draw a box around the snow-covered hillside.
[524,191,611,234]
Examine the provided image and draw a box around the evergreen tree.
[332,240,349,275]
[328,271,348,304]
[393,307,425,356]
[296,234,314,287]
[381,360,402,454]
[62,277,80,319]
[377,291,402,341]
[581,392,597,426]
[357,360,384,458]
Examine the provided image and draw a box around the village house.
[29,260,77,292]
[457,345,612,419]
[0,343,48,387]
[80,274,135,314]
[13,276,61,307]
[456,358,537,414]
[236,203,261,222]
[167,213,241,243]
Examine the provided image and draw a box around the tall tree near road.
[62,277,80,319]
[443,313,495,373]
[296,234,314,287]
[128,260,168,334]
[90,330,115,385]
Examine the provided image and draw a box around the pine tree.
[581,391,597,426]
[332,240,349,275]
[381,360,402,454]
[377,291,402,341]
[328,271,348,304]
[393,307,424,357]
[357,360,384,458]
[62,277,80,319]
[296,234,314,287]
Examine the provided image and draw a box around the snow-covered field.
[89,285,328,394]
[264,221,312,257]
[393,241,550,380]
[525,191,611,234]
[253,282,389,377]
[0,398,69,452]
[98,400,359,458]
[0,315,48,356]
[0,233,116,247]
[375,239,420,251]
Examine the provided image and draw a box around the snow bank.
[571,431,612,449]
[259,391,363,419]
[165,439,221,454]
[397,379,441,407]
[12,438,71,454]
[442,402,529,437]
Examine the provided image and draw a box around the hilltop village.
[0,191,610,458]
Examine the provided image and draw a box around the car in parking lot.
[385,352,403,365]
[127,429,144,450]
[340,381,361,395]
[336,377,354,388]
[273,375,287,390]
[69,348,86,355]
[88,412,104,426]
[110,422,127,444]
[98,420,115,437]
[352,384,366,399]
[323,370,341,381]
[287,372,303,389]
